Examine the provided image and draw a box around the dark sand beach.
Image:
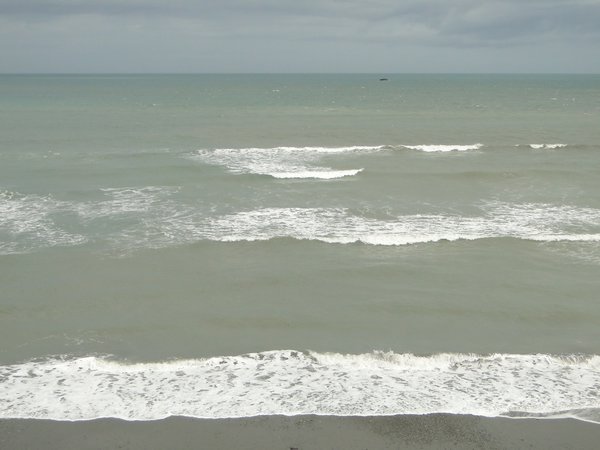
[1,415,599,450]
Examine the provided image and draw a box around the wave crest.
[190,144,481,178]
[529,144,567,150]
[401,144,483,152]
[205,204,600,246]
[270,169,364,179]
[3,194,600,254]
[192,146,373,179]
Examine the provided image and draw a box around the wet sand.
[1,415,599,450]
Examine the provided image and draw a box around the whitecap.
[270,169,363,179]
[529,144,568,149]
[3,191,600,254]
[191,144,484,178]
[191,146,380,179]
[401,144,483,152]
[203,203,600,246]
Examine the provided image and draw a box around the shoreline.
[2,414,599,450]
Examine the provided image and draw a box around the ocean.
[1,74,599,423]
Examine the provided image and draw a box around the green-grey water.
[1,74,600,422]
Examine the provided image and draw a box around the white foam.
[75,186,195,253]
[192,146,376,179]
[401,144,483,152]
[191,144,483,178]
[271,169,364,179]
[3,187,600,254]
[77,186,181,220]
[0,187,188,255]
[0,191,86,254]
[203,203,600,246]
[529,144,567,149]
[1,350,599,422]
[530,234,600,242]
[276,146,385,153]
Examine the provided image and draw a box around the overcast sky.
[1,0,599,73]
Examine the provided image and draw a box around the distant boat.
[379,78,389,81]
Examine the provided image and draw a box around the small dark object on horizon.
[379,78,389,81]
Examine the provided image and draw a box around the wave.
[270,169,364,179]
[79,186,181,219]
[190,144,481,178]
[205,204,600,246]
[274,146,385,153]
[528,144,568,150]
[0,190,86,254]
[401,144,483,152]
[192,146,375,179]
[0,187,183,255]
[1,350,599,422]
[3,191,600,254]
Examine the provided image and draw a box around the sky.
[1,0,599,73]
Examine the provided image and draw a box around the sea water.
[1,74,600,422]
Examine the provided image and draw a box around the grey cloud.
[0,0,181,16]
[364,1,600,46]
[1,0,599,72]
[0,0,600,43]
[2,0,597,46]
[439,2,600,43]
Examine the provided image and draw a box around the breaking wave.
[401,144,483,152]
[2,187,600,254]
[1,350,599,422]
[528,144,568,150]
[270,169,364,179]
[191,146,377,179]
[204,204,600,246]
[190,144,482,178]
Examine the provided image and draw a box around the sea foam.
[3,191,600,254]
[192,146,376,179]
[0,190,86,254]
[1,351,599,422]
[204,203,600,246]
[529,144,568,150]
[270,169,364,179]
[401,144,483,152]
[190,144,481,179]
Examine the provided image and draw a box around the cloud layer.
[1,0,599,72]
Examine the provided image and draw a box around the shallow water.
[1,74,599,421]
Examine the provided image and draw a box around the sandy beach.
[1,415,599,450]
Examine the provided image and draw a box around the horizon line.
[1,72,599,76]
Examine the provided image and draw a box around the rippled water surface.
[1,74,599,421]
